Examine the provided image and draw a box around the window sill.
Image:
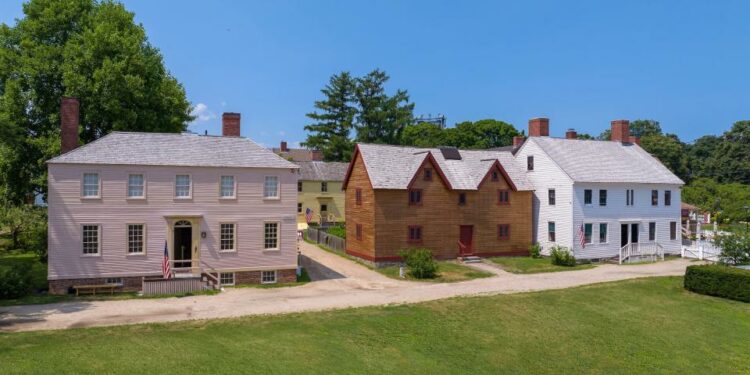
[81,253,101,258]
[219,197,237,201]
[173,197,193,201]
[262,248,280,252]
[126,197,146,201]
[263,197,281,201]
[261,280,278,285]
[219,250,237,254]
[126,252,146,257]
[81,197,101,201]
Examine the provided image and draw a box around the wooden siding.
[344,153,376,258]
[47,164,298,280]
[347,158,533,260]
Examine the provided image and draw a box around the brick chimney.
[61,97,80,154]
[512,136,525,148]
[280,141,289,152]
[565,128,577,139]
[528,118,549,137]
[311,150,323,161]
[222,112,241,137]
[610,120,630,142]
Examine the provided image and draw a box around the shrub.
[529,243,541,258]
[0,263,34,299]
[714,231,750,265]
[684,264,750,302]
[399,248,438,279]
[325,225,346,239]
[550,246,576,267]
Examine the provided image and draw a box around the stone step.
[461,256,482,264]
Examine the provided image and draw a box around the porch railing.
[619,243,664,264]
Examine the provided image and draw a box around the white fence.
[619,243,664,264]
[142,277,207,295]
[306,227,346,252]
[682,240,722,262]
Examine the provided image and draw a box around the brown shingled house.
[342,143,534,265]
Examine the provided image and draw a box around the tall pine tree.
[303,72,356,162]
[354,69,414,145]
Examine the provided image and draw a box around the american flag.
[162,241,172,279]
[578,224,586,249]
[305,207,314,223]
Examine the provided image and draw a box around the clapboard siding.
[48,164,298,280]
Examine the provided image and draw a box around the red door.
[459,225,474,255]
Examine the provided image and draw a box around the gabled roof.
[345,143,533,191]
[527,137,684,185]
[296,161,348,181]
[47,132,298,169]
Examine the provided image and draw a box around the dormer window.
[424,168,432,181]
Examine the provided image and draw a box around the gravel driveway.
[0,241,693,333]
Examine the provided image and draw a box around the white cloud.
[190,103,216,122]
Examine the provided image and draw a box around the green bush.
[0,263,34,299]
[325,225,346,239]
[399,248,438,279]
[529,243,541,258]
[684,264,750,302]
[550,246,576,267]
[714,231,750,265]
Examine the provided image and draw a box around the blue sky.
[2,1,748,146]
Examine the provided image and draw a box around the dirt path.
[0,241,693,333]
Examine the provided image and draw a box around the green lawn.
[377,260,494,282]
[1,277,749,374]
[490,256,596,274]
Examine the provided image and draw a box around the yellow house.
[296,161,348,229]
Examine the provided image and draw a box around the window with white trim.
[220,223,236,251]
[105,278,123,285]
[127,174,144,198]
[649,222,656,241]
[220,272,235,286]
[127,224,145,254]
[321,181,328,192]
[220,176,235,198]
[82,225,100,255]
[82,173,100,197]
[264,176,279,199]
[264,222,279,249]
[175,175,191,197]
[584,223,593,244]
[261,270,277,284]
[599,223,608,243]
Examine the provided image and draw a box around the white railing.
[682,240,721,262]
[619,243,664,264]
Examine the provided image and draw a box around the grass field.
[490,256,596,274]
[1,277,748,374]
[377,260,494,282]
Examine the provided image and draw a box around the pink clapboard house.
[46,98,299,294]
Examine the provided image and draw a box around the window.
[355,188,362,205]
[584,223,593,244]
[105,278,123,285]
[599,223,608,243]
[320,204,328,212]
[408,225,422,243]
[599,189,607,206]
[297,203,302,213]
[82,173,100,197]
[264,222,279,250]
[670,221,677,240]
[458,193,466,206]
[527,156,534,171]
[220,223,236,251]
[220,272,235,286]
[424,168,433,181]
[548,189,556,205]
[651,190,658,206]
[497,224,510,240]
[264,176,279,199]
[321,182,328,192]
[297,181,303,192]
[548,222,556,242]
[497,190,510,205]
[584,189,592,205]
[82,225,100,255]
[261,270,277,284]
[127,224,145,254]
[127,174,144,198]
[220,176,235,198]
[626,189,634,206]
[665,190,672,206]
[175,175,191,198]
[356,224,363,241]
[491,170,499,181]
[408,189,422,205]
[649,222,656,241]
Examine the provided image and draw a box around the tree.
[0,0,192,204]
[400,122,445,147]
[576,133,595,140]
[0,205,43,250]
[444,119,520,149]
[640,133,689,182]
[354,69,414,145]
[714,231,750,265]
[628,119,662,138]
[303,72,357,162]
[706,121,750,184]
[687,135,721,180]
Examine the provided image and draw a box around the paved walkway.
[0,241,693,333]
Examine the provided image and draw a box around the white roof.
[355,144,533,191]
[48,132,298,169]
[528,137,684,185]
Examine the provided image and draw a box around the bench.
[72,284,119,296]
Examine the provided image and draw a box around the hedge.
[684,265,750,302]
